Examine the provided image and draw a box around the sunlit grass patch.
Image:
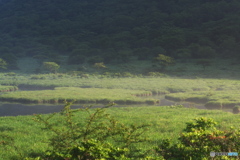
[166,90,240,109]
[0,87,157,104]
[2,73,240,107]
[0,85,18,92]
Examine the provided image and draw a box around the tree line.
[0,0,239,67]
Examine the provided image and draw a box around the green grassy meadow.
[0,105,239,159]
[0,58,240,159]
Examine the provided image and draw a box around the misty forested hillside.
[0,0,240,66]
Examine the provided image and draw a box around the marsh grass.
[166,90,240,108]
[0,87,156,104]
[0,73,227,92]
[0,85,18,92]
[2,72,240,107]
[0,105,239,159]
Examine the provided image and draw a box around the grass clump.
[0,85,18,92]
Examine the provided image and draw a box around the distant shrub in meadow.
[0,58,7,70]
[93,62,107,69]
[43,62,60,73]
[153,54,175,71]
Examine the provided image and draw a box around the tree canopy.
[0,0,239,63]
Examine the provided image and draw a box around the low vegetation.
[1,73,239,93]
[0,87,156,104]
[0,85,18,92]
[166,90,240,109]
[0,104,239,159]
[1,70,240,108]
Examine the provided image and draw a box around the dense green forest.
[0,0,240,67]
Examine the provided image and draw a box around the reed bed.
[166,90,240,109]
[0,87,157,104]
[0,85,18,92]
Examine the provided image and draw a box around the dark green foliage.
[196,59,211,70]
[68,54,86,65]
[153,54,175,71]
[103,50,117,64]
[32,55,49,64]
[133,47,151,60]
[116,50,132,63]
[175,48,191,59]
[194,46,216,59]
[0,0,239,62]
[87,56,104,64]
[188,44,217,59]
[30,102,150,159]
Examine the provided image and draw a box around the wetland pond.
[0,86,233,116]
[0,96,216,117]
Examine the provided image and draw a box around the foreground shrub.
[156,117,240,159]
[31,102,151,159]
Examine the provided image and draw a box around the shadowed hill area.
[0,0,239,66]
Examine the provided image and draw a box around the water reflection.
[0,97,209,117]
[0,94,235,117]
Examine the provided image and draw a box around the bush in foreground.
[30,102,151,159]
[156,117,240,159]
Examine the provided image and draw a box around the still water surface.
[0,97,208,117]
